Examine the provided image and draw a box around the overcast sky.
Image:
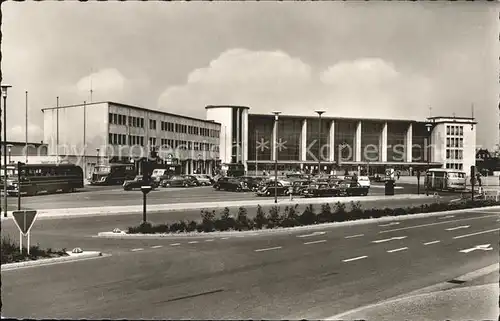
[2,2,498,149]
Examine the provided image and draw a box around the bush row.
[127,199,500,234]
[1,235,68,265]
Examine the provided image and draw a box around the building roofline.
[205,105,250,110]
[4,141,46,146]
[42,101,221,126]
[427,116,475,120]
[248,113,423,123]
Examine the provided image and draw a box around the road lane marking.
[379,222,400,227]
[423,240,441,245]
[297,231,327,238]
[304,240,327,245]
[151,245,163,249]
[342,256,368,262]
[439,215,455,220]
[204,239,214,242]
[387,247,408,253]
[170,243,181,246]
[445,225,470,231]
[379,214,496,234]
[453,228,500,239]
[221,237,229,240]
[254,246,282,252]
[372,236,407,243]
[188,241,199,244]
[459,244,493,253]
[131,248,144,252]
[345,234,364,239]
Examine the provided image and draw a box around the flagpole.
[255,129,258,176]
[25,91,28,163]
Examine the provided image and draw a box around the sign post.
[470,165,475,202]
[12,210,37,255]
[140,186,153,223]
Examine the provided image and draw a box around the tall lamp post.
[272,111,281,204]
[96,148,100,167]
[315,110,325,176]
[2,84,12,218]
[425,122,434,196]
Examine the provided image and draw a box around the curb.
[1,194,433,220]
[96,205,500,240]
[1,251,105,271]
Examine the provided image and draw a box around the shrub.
[170,220,188,233]
[236,207,252,231]
[138,221,153,234]
[393,207,406,216]
[253,205,268,229]
[200,209,216,232]
[299,204,316,225]
[333,202,348,222]
[317,203,332,223]
[266,206,282,229]
[282,204,300,227]
[1,235,68,265]
[186,220,198,232]
[155,223,170,233]
[349,201,363,218]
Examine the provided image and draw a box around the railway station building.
[206,105,477,176]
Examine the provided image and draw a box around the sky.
[2,1,499,149]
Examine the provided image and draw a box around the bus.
[151,164,182,184]
[7,163,84,196]
[425,168,467,192]
[90,163,136,185]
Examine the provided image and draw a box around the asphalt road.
[3,207,499,319]
[1,196,457,253]
[3,183,422,211]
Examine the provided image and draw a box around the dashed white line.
[297,231,327,238]
[188,241,199,244]
[387,247,408,253]
[204,239,214,242]
[342,255,368,263]
[170,243,181,246]
[423,240,441,245]
[453,228,500,239]
[445,225,470,231]
[254,246,282,252]
[131,248,144,252]
[379,214,497,233]
[438,215,455,220]
[379,222,400,227]
[345,234,364,239]
[304,240,327,245]
[372,236,407,244]
[221,237,229,240]
[151,245,163,249]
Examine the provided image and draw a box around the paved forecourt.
[2,206,498,319]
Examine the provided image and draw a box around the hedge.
[127,199,500,234]
[1,235,68,265]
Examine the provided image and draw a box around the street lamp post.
[272,111,281,204]
[425,122,434,196]
[315,110,325,176]
[96,148,100,167]
[7,144,12,164]
[2,84,12,218]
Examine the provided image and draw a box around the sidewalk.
[396,175,500,189]
[0,194,432,220]
[328,264,499,320]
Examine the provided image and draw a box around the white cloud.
[157,49,433,120]
[8,123,43,143]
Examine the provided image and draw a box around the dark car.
[291,179,312,195]
[338,181,369,196]
[239,176,264,191]
[302,182,341,198]
[161,175,196,187]
[256,180,292,197]
[213,177,249,192]
[123,175,157,191]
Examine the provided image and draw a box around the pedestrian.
[476,173,482,187]
[397,171,400,180]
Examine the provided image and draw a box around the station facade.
[42,101,221,178]
[206,105,477,176]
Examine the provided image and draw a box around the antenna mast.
[90,69,93,103]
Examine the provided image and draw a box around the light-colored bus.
[425,168,467,192]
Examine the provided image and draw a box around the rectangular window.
[459,126,463,135]
[446,149,450,159]
[108,133,113,145]
[141,118,144,128]
[109,113,113,124]
[446,138,450,147]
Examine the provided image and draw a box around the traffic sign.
[12,210,38,236]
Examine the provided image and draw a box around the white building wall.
[355,121,362,162]
[462,123,476,173]
[206,107,233,164]
[406,123,413,162]
[300,119,307,161]
[381,122,388,162]
[329,120,335,162]
[242,108,249,172]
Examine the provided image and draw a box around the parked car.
[123,175,157,191]
[337,181,369,196]
[303,182,341,198]
[239,176,264,191]
[202,175,216,185]
[213,177,249,192]
[161,175,196,187]
[357,176,371,188]
[291,179,312,195]
[187,174,211,186]
[256,180,292,196]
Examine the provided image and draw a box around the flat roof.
[4,141,46,147]
[248,113,422,123]
[205,105,250,110]
[41,101,221,126]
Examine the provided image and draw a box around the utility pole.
[25,91,28,163]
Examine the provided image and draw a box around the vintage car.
[337,181,370,196]
[123,175,158,191]
[213,177,249,192]
[290,179,312,195]
[256,180,292,197]
[190,174,212,186]
[239,176,264,191]
[161,175,197,188]
[302,182,341,198]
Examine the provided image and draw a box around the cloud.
[8,123,43,143]
[157,49,432,120]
